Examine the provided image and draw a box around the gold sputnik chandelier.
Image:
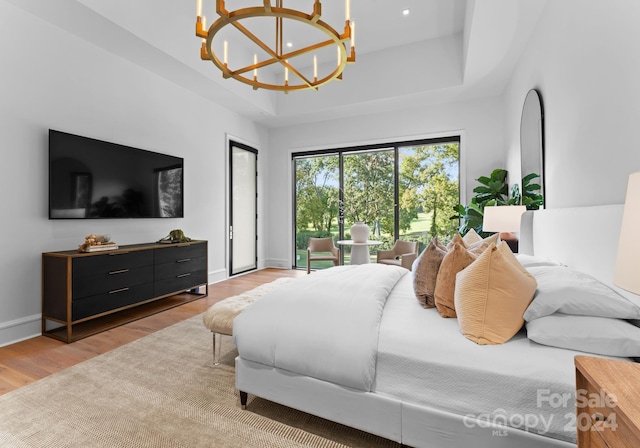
[196,0,356,92]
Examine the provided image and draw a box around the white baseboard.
[208,268,228,284]
[264,258,291,269]
[0,314,41,348]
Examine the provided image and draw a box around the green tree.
[295,157,339,233]
[342,151,395,234]
[399,144,459,241]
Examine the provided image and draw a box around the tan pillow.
[454,241,537,345]
[434,242,477,318]
[412,238,447,308]
[446,233,465,251]
[462,228,482,245]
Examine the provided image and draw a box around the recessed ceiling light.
[286,42,293,48]
[402,8,410,16]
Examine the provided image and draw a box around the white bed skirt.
[236,357,575,448]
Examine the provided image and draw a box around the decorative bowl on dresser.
[42,240,208,343]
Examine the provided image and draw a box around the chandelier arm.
[231,36,346,78]
[232,57,281,76]
[279,37,343,61]
[279,58,315,88]
[230,20,284,65]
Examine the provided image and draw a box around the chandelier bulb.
[314,55,318,82]
[350,21,355,49]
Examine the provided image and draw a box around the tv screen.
[49,130,184,219]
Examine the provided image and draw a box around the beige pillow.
[467,232,499,254]
[434,242,477,318]
[412,238,447,308]
[447,232,498,252]
[462,228,482,245]
[454,241,537,345]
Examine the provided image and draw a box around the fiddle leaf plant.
[451,169,544,236]
[521,172,543,210]
[472,168,510,205]
[452,168,509,236]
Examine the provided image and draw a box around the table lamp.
[482,205,527,252]
[614,171,640,294]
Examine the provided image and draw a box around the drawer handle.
[109,287,130,294]
[109,269,130,275]
[177,258,191,263]
[108,252,129,256]
[177,273,191,278]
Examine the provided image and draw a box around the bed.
[233,205,640,448]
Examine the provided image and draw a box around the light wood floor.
[0,268,305,397]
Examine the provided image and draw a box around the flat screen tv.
[49,130,184,219]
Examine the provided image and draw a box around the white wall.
[265,96,506,268]
[0,1,268,346]
[504,0,640,208]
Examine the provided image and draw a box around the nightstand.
[575,356,640,447]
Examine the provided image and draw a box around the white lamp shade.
[482,206,527,233]
[614,172,640,294]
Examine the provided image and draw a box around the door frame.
[228,138,258,277]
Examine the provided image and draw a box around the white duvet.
[233,264,406,391]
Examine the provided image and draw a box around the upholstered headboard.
[519,204,640,307]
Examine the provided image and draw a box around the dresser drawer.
[593,416,639,448]
[73,265,154,299]
[73,250,153,278]
[72,282,155,320]
[155,269,207,297]
[154,256,206,280]
[154,243,206,265]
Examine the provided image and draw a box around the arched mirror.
[520,89,545,209]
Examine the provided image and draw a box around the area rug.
[0,303,400,447]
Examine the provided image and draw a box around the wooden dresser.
[42,240,208,343]
[575,356,640,447]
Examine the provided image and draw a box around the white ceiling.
[9,0,548,128]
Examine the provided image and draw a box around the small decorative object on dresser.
[575,356,640,448]
[78,234,118,252]
[157,229,193,244]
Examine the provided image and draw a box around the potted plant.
[452,169,543,236]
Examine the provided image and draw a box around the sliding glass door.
[293,154,339,270]
[293,137,460,271]
[397,142,460,247]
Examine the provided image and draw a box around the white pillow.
[526,313,640,357]
[514,254,564,268]
[523,266,640,321]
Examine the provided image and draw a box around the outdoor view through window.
[294,139,460,269]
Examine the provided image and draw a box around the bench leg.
[213,332,223,366]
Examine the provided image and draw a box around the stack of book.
[80,242,119,252]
